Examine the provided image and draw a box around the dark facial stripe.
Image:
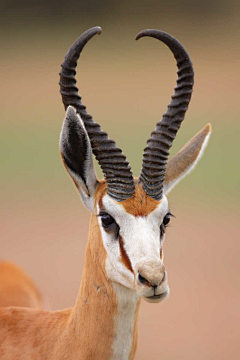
[119,235,134,274]
[160,248,163,260]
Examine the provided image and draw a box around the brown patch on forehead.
[121,181,160,216]
[94,179,160,217]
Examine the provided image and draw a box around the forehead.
[95,180,168,217]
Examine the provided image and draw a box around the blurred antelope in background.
[0,27,211,359]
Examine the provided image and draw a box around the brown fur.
[0,216,117,359]
[165,124,211,184]
[122,181,160,216]
[1,124,210,358]
[0,306,70,360]
[0,261,42,309]
[94,180,108,209]
[95,180,160,217]
[0,183,144,359]
[58,215,117,359]
[160,248,163,260]
[119,235,134,273]
[0,123,210,358]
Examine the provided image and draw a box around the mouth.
[144,291,169,303]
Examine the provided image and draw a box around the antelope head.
[59,27,211,303]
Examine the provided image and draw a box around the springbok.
[0,27,211,359]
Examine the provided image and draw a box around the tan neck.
[60,215,140,359]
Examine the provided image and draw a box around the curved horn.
[59,27,135,201]
[136,29,194,201]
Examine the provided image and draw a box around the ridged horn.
[59,27,135,201]
[136,29,194,201]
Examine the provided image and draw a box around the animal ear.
[60,106,99,213]
[164,124,211,195]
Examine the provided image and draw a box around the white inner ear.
[164,130,211,195]
[60,106,99,213]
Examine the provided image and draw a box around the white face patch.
[97,194,170,301]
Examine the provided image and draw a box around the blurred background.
[0,0,239,359]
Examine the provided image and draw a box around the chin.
[143,288,170,303]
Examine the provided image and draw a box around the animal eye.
[99,212,120,238]
[160,212,173,239]
[163,214,171,226]
[101,214,115,227]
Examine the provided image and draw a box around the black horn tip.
[135,29,172,41]
[87,26,102,35]
[64,26,102,61]
[95,26,103,35]
[135,29,191,63]
[135,29,150,41]
[135,29,163,41]
[79,26,102,43]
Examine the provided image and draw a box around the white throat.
[110,282,140,360]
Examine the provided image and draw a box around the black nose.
[138,273,154,287]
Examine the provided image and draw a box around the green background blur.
[1,1,239,359]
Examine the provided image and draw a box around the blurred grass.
[0,18,239,214]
